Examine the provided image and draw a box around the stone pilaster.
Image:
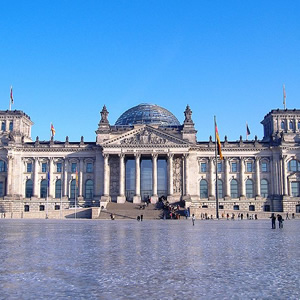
[63,159,68,197]
[184,154,189,196]
[49,158,54,198]
[281,155,288,196]
[6,155,13,196]
[255,157,261,199]
[224,157,230,199]
[33,157,39,197]
[239,157,246,199]
[208,157,215,199]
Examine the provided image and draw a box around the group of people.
[270,213,284,229]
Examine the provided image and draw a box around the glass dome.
[115,103,180,126]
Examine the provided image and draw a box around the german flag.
[215,122,223,160]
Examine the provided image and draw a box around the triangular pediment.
[102,125,190,147]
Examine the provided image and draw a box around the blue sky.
[1,0,299,142]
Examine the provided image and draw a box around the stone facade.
[0,106,299,218]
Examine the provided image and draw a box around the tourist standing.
[270,213,276,229]
[286,212,290,220]
[192,214,195,226]
[277,214,283,228]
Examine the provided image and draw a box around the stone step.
[98,202,164,220]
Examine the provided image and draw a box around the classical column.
[117,153,126,203]
[208,157,215,199]
[281,155,288,196]
[133,154,141,203]
[49,158,54,198]
[239,158,246,199]
[6,155,13,196]
[63,159,68,197]
[33,157,39,197]
[167,153,174,202]
[184,154,189,196]
[224,158,230,199]
[255,157,261,198]
[152,153,158,203]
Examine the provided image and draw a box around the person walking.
[286,212,290,220]
[270,213,276,229]
[277,214,283,228]
[192,214,195,226]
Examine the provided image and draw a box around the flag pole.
[283,84,286,110]
[214,116,219,220]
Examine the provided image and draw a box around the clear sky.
[1,0,299,142]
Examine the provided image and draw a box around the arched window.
[55,179,62,198]
[261,179,269,198]
[200,179,208,199]
[281,121,285,130]
[70,179,77,199]
[0,160,6,172]
[25,179,33,198]
[85,180,94,199]
[40,179,48,198]
[230,179,239,198]
[246,179,254,198]
[217,179,223,199]
[289,121,294,130]
[249,205,255,211]
[288,160,299,172]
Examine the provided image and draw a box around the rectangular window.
[71,163,77,173]
[217,162,222,172]
[200,163,207,172]
[291,182,300,197]
[261,162,268,172]
[42,163,47,173]
[86,162,93,173]
[9,121,13,131]
[27,162,32,173]
[1,122,6,131]
[57,163,62,173]
[247,162,253,172]
[0,182,3,196]
[231,162,237,172]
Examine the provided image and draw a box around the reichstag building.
[0,103,300,217]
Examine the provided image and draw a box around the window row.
[200,161,269,173]
[1,121,13,131]
[199,179,269,199]
[26,162,94,173]
[25,179,94,199]
[280,120,300,130]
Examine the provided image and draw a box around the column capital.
[104,153,110,159]
[118,153,125,158]
[167,153,174,159]
[151,153,158,159]
[134,153,141,159]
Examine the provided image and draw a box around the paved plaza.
[0,219,299,299]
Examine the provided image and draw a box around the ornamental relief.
[109,156,119,196]
[173,156,182,194]
[120,129,168,145]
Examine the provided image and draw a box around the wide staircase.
[98,202,164,220]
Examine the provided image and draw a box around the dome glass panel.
[115,103,180,126]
